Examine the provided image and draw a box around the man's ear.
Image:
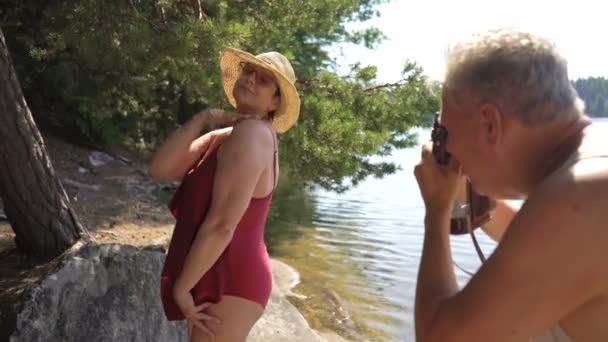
[478,103,503,145]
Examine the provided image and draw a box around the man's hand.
[414,142,464,216]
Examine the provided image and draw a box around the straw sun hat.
[220,48,301,134]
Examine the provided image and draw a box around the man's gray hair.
[444,28,584,125]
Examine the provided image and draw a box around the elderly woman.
[150,48,300,342]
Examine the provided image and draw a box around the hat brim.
[220,48,301,134]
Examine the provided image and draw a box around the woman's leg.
[190,295,264,342]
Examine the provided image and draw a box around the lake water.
[266,117,608,341]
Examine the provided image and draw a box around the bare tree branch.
[296,77,409,95]
[363,79,407,94]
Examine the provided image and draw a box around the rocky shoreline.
[251,259,348,342]
[2,240,348,342]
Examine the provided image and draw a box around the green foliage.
[2,0,438,192]
[572,77,608,117]
[2,1,233,147]
[284,62,437,191]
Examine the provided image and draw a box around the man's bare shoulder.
[504,141,607,245]
[529,153,608,219]
[498,151,608,289]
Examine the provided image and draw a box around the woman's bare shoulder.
[228,119,274,148]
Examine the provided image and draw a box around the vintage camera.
[430,112,495,235]
[431,113,451,165]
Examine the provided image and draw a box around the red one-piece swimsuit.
[160,137,276,321]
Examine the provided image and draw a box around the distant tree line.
[572,77,608,117]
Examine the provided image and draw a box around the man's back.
[533,125,608,341]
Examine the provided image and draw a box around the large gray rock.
[10,243,186,342]
[9,244,347,342]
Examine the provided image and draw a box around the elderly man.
[414,28,608,341]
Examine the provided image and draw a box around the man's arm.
[415,210,459,339]
[480,200,519,242]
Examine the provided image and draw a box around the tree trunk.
[0,28,89,259]
[190,0,208,21]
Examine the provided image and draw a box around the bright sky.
[332,0,608,82]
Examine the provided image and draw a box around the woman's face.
[233,63,281,116]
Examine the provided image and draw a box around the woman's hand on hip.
[173,290,220,338]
